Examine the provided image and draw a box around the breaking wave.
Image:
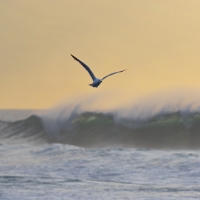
[1,90,200,149]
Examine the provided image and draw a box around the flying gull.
[71,54,127,87]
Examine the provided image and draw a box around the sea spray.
[37,89,200,148]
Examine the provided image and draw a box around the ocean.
[1,93,200,199]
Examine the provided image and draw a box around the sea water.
[1,93,200,199]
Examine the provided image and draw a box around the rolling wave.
[0,115,48,144]
[2,90,200,149]
[1,111,200,149]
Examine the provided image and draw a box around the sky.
[1,0,200,109]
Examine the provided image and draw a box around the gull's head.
[89,83,94,87]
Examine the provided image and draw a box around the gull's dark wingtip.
[122,69,128,72]
[70,54,76,59]
[71,54,80,62]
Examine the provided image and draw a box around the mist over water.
[33,89,200,149]
[40,89,200,121]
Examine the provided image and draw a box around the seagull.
[71,54,127,88]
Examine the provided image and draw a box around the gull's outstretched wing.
[71,54,96,81]
[101,69,127,80]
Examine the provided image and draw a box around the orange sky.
[1,0,200,109]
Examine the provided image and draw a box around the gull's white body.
[89,78,102,87]
[71,54,127,88]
